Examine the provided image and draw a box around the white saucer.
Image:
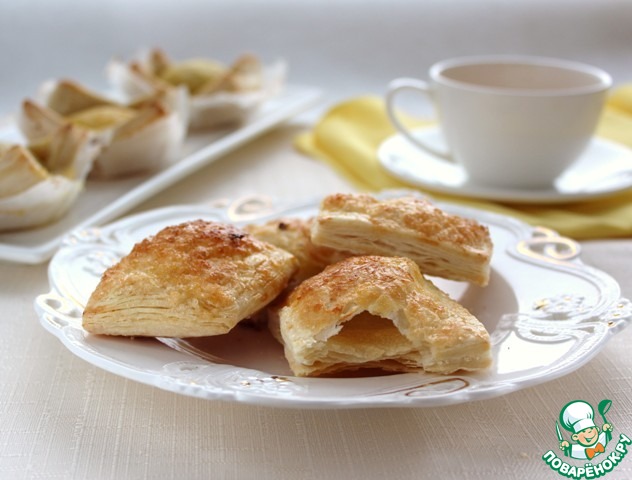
[377,127,632,204]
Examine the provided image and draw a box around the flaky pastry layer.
[311,193,493,286]
[83,220,297,337]
[277,255,492,376]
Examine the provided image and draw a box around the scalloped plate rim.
[34,193,630,408]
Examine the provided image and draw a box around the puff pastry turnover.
[83,220,298,337]
[245,217,351,285]
[311,193,493,286]
[274,255,492,377]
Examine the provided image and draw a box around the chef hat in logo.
[560,400,596,434]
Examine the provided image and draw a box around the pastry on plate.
[310,193,493,286]
[273,255,492,377]
[245,217,351,285]
[107,48,286,129]
[83,220,298,337]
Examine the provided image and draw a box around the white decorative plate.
[34,192,631,408]
[0,84,321,264]
[378,127,632,204]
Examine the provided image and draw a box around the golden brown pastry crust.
[82,220,298,337]
[245,217,351,285]
[276,255,491,377]
[310,193,493,286]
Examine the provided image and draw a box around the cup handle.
[385,77,451,161]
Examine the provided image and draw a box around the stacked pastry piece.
[83,193,494,376]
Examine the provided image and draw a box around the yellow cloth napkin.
[295,89,632,240]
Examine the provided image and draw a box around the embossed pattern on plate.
[34,191,631,408]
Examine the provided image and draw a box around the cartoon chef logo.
[543,399,631,478]
[557,400,613,460]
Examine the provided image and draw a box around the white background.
[1,1,632,479]
[2,0,632,115]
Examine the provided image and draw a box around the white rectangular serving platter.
[0,84,321,264]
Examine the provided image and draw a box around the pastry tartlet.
[107,48,286,129]
[0,123,100,231]
[18,79,188,178]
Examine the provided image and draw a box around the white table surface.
[1,1,632,479]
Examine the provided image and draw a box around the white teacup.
[385,55,612,189]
